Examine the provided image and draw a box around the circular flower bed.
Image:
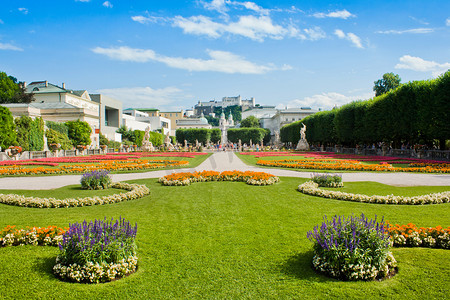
[54,217,138,283]
[159,170,280,186]
[0,182,149,208]
[307,214,397,281]
[298,181,450,205]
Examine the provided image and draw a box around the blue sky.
[1,0,449,111]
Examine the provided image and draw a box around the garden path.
[0,151,448,190]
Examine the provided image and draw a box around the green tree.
[0,72,20,103]
[116,125,135,143]
[0,106,17,149]
[240,116,260,128]
[0,72,33,103]
[66,120,92,146]
[373,72,401,97]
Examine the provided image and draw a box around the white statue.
[300,123,306,140]
[142,126,152,151]
[296,123,310,151]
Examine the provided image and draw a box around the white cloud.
[203,0,229,14]
[446,18,450,26]
[0,42,23,51]
[334,29,363,48]
[92,46,289,74]
[75,0,90,2]
[172,14,322,41]
[98,86,186,110]
[395,55,450,77]
[103,1,113,8]
[303,26,326,40]
[172,16,223,38]
[18,8,28,14]
[276,91,373,111]
[376,28,434,34]
[313,9,355,19]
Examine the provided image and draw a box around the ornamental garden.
[0,148,449,298]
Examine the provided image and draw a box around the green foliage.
[46,121,69,136]
[65,120,92,146]
[134,130,145,147]
[0,106,17,149]
[13,116,44,151]
[213,105,242,122]
[149,131,163,146]
[210,128,221,144]
[204,115,219,126]
[45,128,72,150]
[0,72,20,103]
[107,140,121,149]
[240,115,260,128]
[116,125,135,143]
[373,72,401,97]
[227,128,266,144]
[99,133,109,146]
[0,72,33,103]
[176,128,220,144]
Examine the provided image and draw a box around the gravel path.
[0,151,448,190]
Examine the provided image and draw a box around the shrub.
[311,173,343,188]
[66,120,92,147]
[307,214,397,281]
[0,106,17,149]
[46,128,72,150]
[80,170,112,190]
[54,217,138,283]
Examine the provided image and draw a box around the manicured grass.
[0,177,449,299]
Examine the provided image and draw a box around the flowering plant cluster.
[0,182,150,208]
[0,225,66,247]
[8,146,23,153]
[81,170,112,190]
[387,222,450,249]
[159,170,280,186]
[298,181,450,205]
[0,159,187,176]
[242,151,448,165]
[307,214,397,281]
[257,158,449,173]
[54,217,138,283]
[311,173,343,188]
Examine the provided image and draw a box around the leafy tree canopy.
[66,120,92,146]
[373,72,401,96]
[0,71,34,104]
[240,116,260,128]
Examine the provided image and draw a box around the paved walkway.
[0,151,449,190]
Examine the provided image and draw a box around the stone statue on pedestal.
[296,123,310,151]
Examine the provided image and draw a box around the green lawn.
[1,177,449,299]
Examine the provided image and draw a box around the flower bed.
[0,225,66,246]
[54,217,138,283]
[387,222,450,249]
[257,158,449,173]
[0,159,188,176]
[0,182,150,208]
[159,170,280,186]
[298,181,450,205]
[307,214,397,281]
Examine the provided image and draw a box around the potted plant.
[8,146,22,156]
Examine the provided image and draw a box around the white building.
[241,106,277,120]
[123,109,171,135]
[4,81,102,147]
[176,113,212,129]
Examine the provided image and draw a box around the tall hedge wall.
[280,71,450,149]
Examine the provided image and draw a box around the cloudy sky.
[1,0,449,111]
